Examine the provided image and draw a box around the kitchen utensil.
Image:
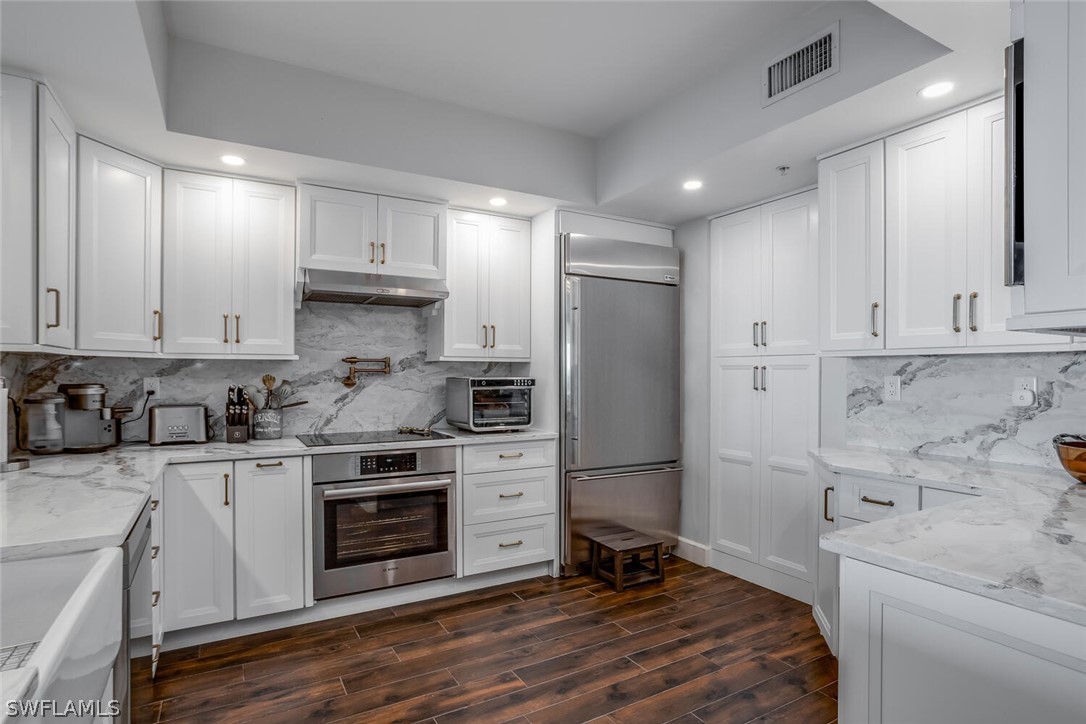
[262,374,276,394]
[244,385,266,411]
[281,400,308,409]
[1053,434,1086,483]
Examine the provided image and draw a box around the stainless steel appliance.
[57,383,128,453]
[561,235,682,575]
[297,427,454,447]
[114,499,150,724]
[0,377,29,471]
[311,445,456,598]
[445,377,534,432]
[148,404,212,445]
[301,269,449,307]
[23,392,65,455]
[1005,37,1024,287]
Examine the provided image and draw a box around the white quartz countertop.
[813,446,1086,626]
[0,428,557,562]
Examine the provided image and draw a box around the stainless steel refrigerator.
[561,234,682,575]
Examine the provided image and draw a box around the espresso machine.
[24,383,129,454]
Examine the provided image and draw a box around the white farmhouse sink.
[1,548,121,722]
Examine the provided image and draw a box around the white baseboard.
[708,549,813,604]
[673,536,710,566]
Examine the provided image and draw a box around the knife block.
[226,423,249,443]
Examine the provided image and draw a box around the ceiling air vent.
[763,21,839,107]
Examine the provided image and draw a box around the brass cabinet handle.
[823,486,835,522]
[482,324,488,348]
[255,461,284,468]
[46,287,61,328]
[234,314,240,344]
[223,313,229,343]
[151,499,159,511]
[369,241,376,264]
[223,473,230,506]
[498,540,524,549]
[871,302,880,337]
[969,292,979,332]
[151,545,159,560]
[861,494,895,507]
[760,321,767,347]
[151,590,160,607]
[752,321,759,347]
[490,324,496,349]
[499,491,525,499]
[499,452,524,459]
[380,242,387,265]
[151,644,161,662]
[753,366,759,391]
[760,366,767,392]
[952,293,962,333]
[153,310,163,341]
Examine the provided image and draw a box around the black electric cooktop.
[296,427,454,447]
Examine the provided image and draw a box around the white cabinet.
[818,140,885,351]
[709,355,818,592]
[298,183,445,279]
[233,458,305,619]
[163,171,296,356]
[428,210,530,361]
[163,462,234,631]
[461,514,555,576]
[0,74,36,347]
[710,191,817,357]
[77,138,163,353]
[37,85,76,349]
[838,557,1086,724]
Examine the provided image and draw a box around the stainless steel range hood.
[301,269,449,308]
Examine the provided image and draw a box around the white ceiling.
[163,0,811,138]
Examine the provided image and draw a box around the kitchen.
[1,1,1084,723]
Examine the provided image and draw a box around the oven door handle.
[321,479,453,500]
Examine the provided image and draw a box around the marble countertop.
[813,446,1086,626]
[0,428,557,562]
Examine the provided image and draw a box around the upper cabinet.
[710,190,818,357]
[77,138,163,353]
[427,210,531,361]
[163,170,295,356]
[298,183,445,279]
[37,85,77,350]
[818,140,885,352]
[1,74,37,347]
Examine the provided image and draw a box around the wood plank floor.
[132,558,837,723]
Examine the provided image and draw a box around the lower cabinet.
[838,557,1086,724]
[462,514,555,576]
[162,458,304,632]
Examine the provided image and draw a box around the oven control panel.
[355,452,419,476]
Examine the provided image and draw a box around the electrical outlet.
[1013,376,1037,393]
[883,375,902,403]
[143,377,161,397]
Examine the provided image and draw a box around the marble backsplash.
[846,352,1086,468]
[2,302,516,447]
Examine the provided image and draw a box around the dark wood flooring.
[132,557,837,723]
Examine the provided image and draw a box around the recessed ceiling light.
[683,180,703,191]
[220,155,246,166]
[918,81,954,99]
[489,197,507,207]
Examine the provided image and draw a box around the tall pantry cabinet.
[708,190,820,600]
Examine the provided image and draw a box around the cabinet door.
[163,462,234,631]
[37,85,76,349]
[1,74,36,346]
[162,171,233,354]
[234,458,305,619]
[487,215,531,359]
[376,196,446,279]
[885,113,969,349]
[758,356,818,582]
[819,141,885,351]
[709,357,762,562]
[232,181,296,355]
[710,209,762,356]
[813,470,838,652]
[298,184,378,273]
[966,100,1057,346]
[77,138,162,352]
[761,191,818,355]
[437,210,489,358]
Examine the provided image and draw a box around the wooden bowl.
[1053,435,1086,483]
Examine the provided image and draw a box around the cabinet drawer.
[838,474,919,523]
[921,486,978,509]
[463,467,556,525]
[462,440,555,474]
[462,514,555,575]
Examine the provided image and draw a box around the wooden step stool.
[588,528,665,592]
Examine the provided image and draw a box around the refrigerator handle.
[565,272,581,466]
[571,466,684,482]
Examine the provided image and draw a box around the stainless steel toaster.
[148,404,211,445]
